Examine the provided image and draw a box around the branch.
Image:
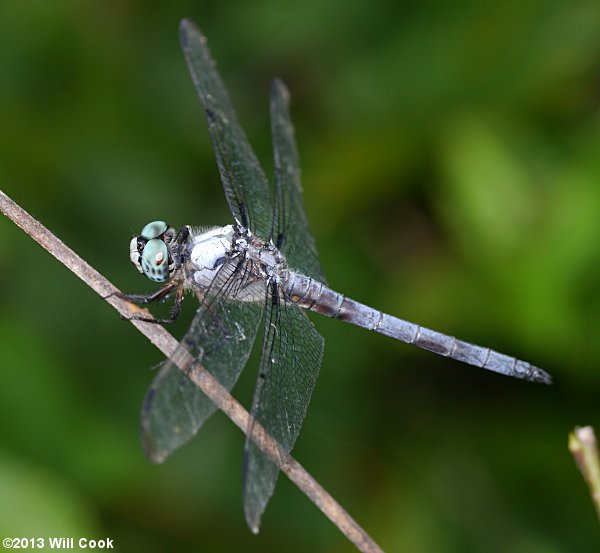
[0,190,384,553]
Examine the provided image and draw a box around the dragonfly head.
[130,220,178,283]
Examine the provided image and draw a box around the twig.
[0,190,384,553]
[569,426,600,521]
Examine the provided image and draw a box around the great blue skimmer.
[120,19,552,533]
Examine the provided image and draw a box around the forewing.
[243,282,325,532]
[180,19,272,238]
[270,79,326,283]
[141,257,264,463]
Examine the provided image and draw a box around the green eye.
[141,238,169,282]
[141,220,168,240]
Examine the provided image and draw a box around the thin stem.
[0,190,384,553]
[569,426,600,521]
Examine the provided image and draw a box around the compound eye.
[140,221,168,240]
[141,239,170,282]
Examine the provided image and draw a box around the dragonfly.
[120,18,552,533]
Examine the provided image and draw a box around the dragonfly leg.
[111,282,176,305]
[115,284,185,324]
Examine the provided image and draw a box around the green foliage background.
[1,1,600,551]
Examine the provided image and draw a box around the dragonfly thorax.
[249,240,286,280]
[188,224,235,288]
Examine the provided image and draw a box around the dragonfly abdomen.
[285,272,551,384]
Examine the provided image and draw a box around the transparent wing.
[270,78,326,283]
[141,257,264,463]
[243,281,325,532]
[180,19,272,238]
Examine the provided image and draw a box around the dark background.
[1,1,599,551]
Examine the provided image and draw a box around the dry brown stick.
[0,189,384,553]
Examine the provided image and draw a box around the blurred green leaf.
[0,450,99,536]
